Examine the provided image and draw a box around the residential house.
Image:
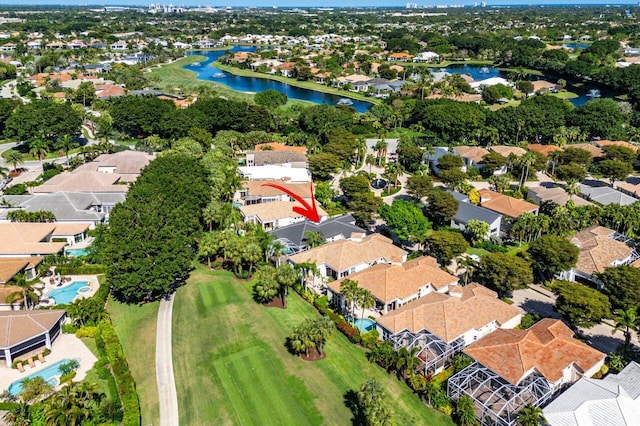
[530,80,560,94]
[470,77,513,92]
[616,176,640,199]
[288,233,407,281]
[275,62,295,77]
[413,51,440,63]
[592,140,638,152]
[110,41,128,51]
[327,256,459,315]
[269,214,366,254]
[243,150,307,168]
[489,146,527,159]
[95,83,126,100]
[0,192,125,225]
[239,201,328,230]
[578,182,637,206]
[448,319,606,426]
[0,223,69,257]
[527,186,593,207]
[254,143,307,155]
[0,257,43,284]
[453,146,490,171]
[378,284,522,374]
[74,151,154,182]
[238,165,311,183]
[1,43,15,52]
[235,180,313,206]
[26,40,41,50]
[31,172,129,194]
[543,361,640,426]
[478,189,539,219]
[527,143,562,158]
[568,143,603,159]
[448,191,502,238]
[559,225,636,286]
[0,310,66,366]
[387,52,413,62]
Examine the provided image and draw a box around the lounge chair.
[17,362,24,373]
[28,358,35,368]
[38,354,46,363]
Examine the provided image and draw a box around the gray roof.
[250,150,307,166]
[579,183,637,206]
[543,362,640,426]
[269,214,365,249]
[0,192,125,223]
[448,191,502,225]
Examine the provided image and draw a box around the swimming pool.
[353,318,377,333]
[65,248,90,257]
[45,281,90,305]
[8,358,78,396]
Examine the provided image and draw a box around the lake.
[184,46,610,111]
[184,46,374,112]
[430,63,611,107]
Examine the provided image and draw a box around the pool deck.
[40,274,100,305]
[0,333,97,394]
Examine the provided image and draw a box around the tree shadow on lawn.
[344,389,366,426]
[520,299,561,319]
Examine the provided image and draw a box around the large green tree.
[379,199,431,242]
[426,190,459,226]
[104,153,211,303]
[478,252,533,298]
[596,265,640,311]
[4,99,82,142]
[555,281,611,328]
[426,231,468,264]
[527,235,579,280]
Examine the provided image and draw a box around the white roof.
[470,77,512,89]
[544,362,640,426]
[238,165,310,183]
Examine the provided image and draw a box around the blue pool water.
[184,47,374,113]
[353,318,377,333]
[65,248,89,257]
[45,281,90,305]
[8,358,78,396]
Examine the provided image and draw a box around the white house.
[413,51,440,63]
[238,165,311,183]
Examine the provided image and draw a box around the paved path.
[156,295,179,426]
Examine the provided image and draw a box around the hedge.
[0,402,19,410]
[56,264,107,275]
[99,319,141,426]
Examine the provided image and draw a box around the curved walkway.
[156,295,179,426]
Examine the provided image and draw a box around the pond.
[184,46,374,113]
[429,63,612,107]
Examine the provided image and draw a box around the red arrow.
[261,182,321,223]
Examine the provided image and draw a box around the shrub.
[361,329,380,349]
[2,183,27,195]
[474,240,509,253]
[59,370,76,383]
[76,326,99,338]
[99,319,140,426]
[56,264,107,275]
[62,323,79,334]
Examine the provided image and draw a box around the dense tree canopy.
[596,266,640,311]
[527,235,579,280]
[4,99,82,142]
[555,281,611,328]
[104,153,211,303]
[380,199,431,242]
[478,252,533,298]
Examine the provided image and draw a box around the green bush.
[2,183,27,195]
[59,370,77,383]
[56,264,107,275]
[99,319,140,426]
[315,296,329,308]
[62,323,79,334]
[75,326,99,338]
[0,402,19,410]
[361,329,380,349]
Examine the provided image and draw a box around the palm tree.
[517,152,537,189]
[2,402,31,426]
[374,139,388,165]
[294,261,318,291]
[456,396,479,426]
[516,404,545,426]
[339,278,359,322]
[357,378,394,426]
[358,288,376,321]
[564,180,579,200]
[6,273,38,310]
[458,255,479,285]
[612,308,640,351]
[4,150,24,172]
[276,265,298,308]
[311,316,334,356]
[0,164,8,178]
[395,346,420,380]
[303,231,325,249]
[253,265,279,304]
[29,139,49,167]
[58,135,76,161]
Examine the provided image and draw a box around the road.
[156,295,179,426]
[511,285,639,354]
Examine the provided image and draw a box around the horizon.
[0,1,639,8]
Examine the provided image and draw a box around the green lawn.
[172,266,454,426]
[107,298,160,426]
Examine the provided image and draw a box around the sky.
[1,1,639,7]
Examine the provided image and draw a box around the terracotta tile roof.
[239,201,327,223]
[453,146,490,164]
[388,52,413,59]
[0,285,22,303]
[32,171,128,193]
[80,150,153,175]
[528,144,562,157]
[0,310,66,349]
[0,257,43,283]
[51,222,90,236]
[593,140,638,152]
[242,180,313,200]
[327,256,458,304]
[570,226,633,275]
[478,189,539,219]
[0,223,65,256]
[95,83,126,99]
[531,80,560,92]
[464,319,605,385]
[254,143,307,154]
[616,180,640,197]
[566,143,603,158]
[289,233,407,273]
[378,283,522,342]
[528,186,593,207]
[490,146,527,157]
